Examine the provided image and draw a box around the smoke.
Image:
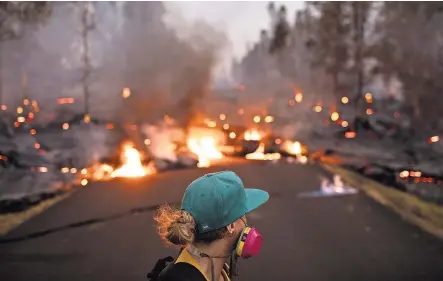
[121,2,228,130]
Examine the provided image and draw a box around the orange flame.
[245,143,281,161]
[111,142,156,178]
[244,129,263,141]
[187,136,223,168]
[282,141,302,156]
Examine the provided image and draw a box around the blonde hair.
[154,204,229,247]
[154,204,196,246]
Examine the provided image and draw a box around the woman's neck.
[188,243,230,281]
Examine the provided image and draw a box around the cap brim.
[245,188,269,214]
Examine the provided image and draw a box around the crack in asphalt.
[0,202,180,244]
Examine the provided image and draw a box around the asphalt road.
[1,161,443,281]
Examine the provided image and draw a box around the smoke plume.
[121,2,228,131]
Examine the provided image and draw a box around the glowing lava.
[281,140,308,164]
[187,136,223,168]
[245,143,281,161]
[244,129,263,141]
[111,142,155,178]
[282,141,302,156]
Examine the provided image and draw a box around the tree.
[350,1,372,109]
[371,2,443,131]
[77,1,95,118]
[269,4,290,54]
[0,2,52,105]
[307,2,352,102]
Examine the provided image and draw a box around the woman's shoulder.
[160,262,207,281]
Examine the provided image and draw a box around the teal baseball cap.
[181,171,269,233]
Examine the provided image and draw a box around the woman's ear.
[226,223,236,235]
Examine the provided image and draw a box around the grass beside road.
[0,193,72,236]
[322,164,443,241]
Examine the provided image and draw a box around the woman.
[151,170,269,281]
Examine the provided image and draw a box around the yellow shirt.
[175,249,231,281]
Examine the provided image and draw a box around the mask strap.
[187,245,231,281]
[229,249,238,278]
[199,252,215,281]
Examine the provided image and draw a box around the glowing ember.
[313,105,322,112]
[187,136,223,168]
[295,92,303,103]
[345,132,356,139]
[399,170,409,178]
[122,87,131,98]
[111,143,155,178]
[264,116,274,123]
[244,129,263,141]
[38,167,48,173]
[429,136,440,143]
[246,143,281,161]
[282,141,302,156]
[331,112,339,121]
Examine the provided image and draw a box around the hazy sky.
[164,1,304,79]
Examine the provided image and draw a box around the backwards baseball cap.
[181,170,269,233]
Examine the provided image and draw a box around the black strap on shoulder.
[146,248,206,281]
[146,256,175,280]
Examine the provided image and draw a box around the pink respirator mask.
[235,226,263,259]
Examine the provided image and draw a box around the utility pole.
[0,42,3,108]
[352,2,365,112]
[80,2,95,119]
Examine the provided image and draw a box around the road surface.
[1,161,443,281]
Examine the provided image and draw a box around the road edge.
[0,191,75,236]
[322,164,443,241]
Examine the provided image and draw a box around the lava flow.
[244,129,264,141]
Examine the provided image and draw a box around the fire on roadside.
[281,140,308,164]
[187,136,223,168]
[246,143,281,161]
[111,142,156,178]
[244,128,264,141]
[79,141,156,181]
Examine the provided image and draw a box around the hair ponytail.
[154,204,196,246]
